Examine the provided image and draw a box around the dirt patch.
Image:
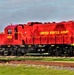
[0,60,74,68]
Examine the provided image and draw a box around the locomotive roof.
[5,24,17,30]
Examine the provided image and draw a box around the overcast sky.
[0,0,74,31]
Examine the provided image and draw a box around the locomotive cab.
[4,25,17,45]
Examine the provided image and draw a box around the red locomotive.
[0,21,74,56]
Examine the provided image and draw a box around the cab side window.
[8,30,12,34]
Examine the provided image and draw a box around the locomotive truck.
[0,21,74,56]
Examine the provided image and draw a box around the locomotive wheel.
[21,48,28,55]
[3,50,9,56]
[16,48,21,56]
[55,48,62,56]
[11,50,17,56]
[0,49,4,55]
[48,47,55,56]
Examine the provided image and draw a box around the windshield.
[7,29,12,34]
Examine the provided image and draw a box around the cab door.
[6,29,13,44]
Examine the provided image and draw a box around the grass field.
[0,56,74,62]
[0,57,74,75]
[0,64,74,75]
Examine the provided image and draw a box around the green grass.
[0,65,74,75]
[0,56,74,62]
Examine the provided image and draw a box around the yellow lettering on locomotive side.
[61,30,69,34]
[50,30,68,34]
[50,31,59,34]
[40,31,49,35]
[40,30,68,35]
[7,36,12,39]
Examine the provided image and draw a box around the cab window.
[7,29,12,34]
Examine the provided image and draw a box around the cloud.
[0,0,74,31]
